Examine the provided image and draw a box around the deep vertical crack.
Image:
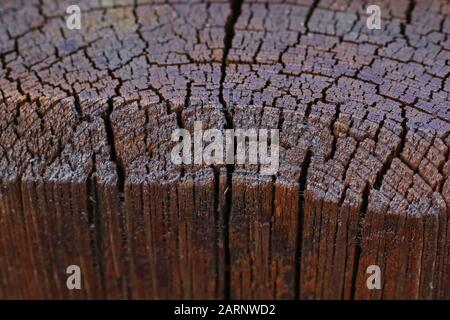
[86,174,106,298]
[294,149,312,299]
[219,0,242,131]
[304,0,320,34]
[1,0,447,301]
[350,182,370,299]
[219,0,243,300]
[374,107,407,190]
[105,97,125,194]
[406,0,416,25]
[105,96,129,297]
[72,90,83,120]
[326,103,340,161]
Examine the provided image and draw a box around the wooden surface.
[0,0,449,299]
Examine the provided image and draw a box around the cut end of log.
[0,0,449,299]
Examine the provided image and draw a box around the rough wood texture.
[0,0,449,299]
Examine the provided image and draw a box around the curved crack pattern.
[0,0,449,299]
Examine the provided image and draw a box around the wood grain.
[0,0,448,299]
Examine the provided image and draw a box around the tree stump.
[0,0,449,299]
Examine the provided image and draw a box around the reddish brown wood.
[0,0,449,299]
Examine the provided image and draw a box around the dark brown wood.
[0,0,449,299]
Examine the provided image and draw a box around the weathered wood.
[0,0,449,299]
